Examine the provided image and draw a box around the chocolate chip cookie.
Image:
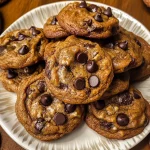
[44,35,113,104]
[130,36,150,81]
[15,73,84,141]
[99,27,143,73]
[86,87,150,139]
[101,72,130,99]
[0,61,45,92]
[43,16,69,39]
[57,1,119,39]
[0,27,48,69]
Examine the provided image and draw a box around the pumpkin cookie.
[15,73,84,141]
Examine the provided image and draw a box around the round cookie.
[43,16,69,39]
[15,73,84,141]
[0,26,48,69]
[0,61,45,92]
[86,87,150,139]
[57,1,119,39]
[44,35,113,104]
[101,72,130,99]
[129,36,150,81]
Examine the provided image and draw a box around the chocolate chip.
[37,81,46,93]
[111,91,133,105]
[112,26,119,34]
[7,69,18,79]
[36,40,42,52]
[74,77,85,90]
[133,92,141,99]
[89,75,100,88]
[35,118,45,131]
[10,36,17,41]
[65,66,71,72]
[0,46,5,53]
[87,4,98,12]
[26,86,32,95]
[51,16,57,25]
[86,60,98,73]
[79,0,87,8]
[118,41,128,50]
[40,94,53,106]
[116,113,129,126]
[18,45,29,55]
[59,83,68,90]
[94,13,103,22]
[135,39,141,47]
[76,52,88,64]
[94,100,105,110]
[53,113,67,125]
[18,33,26,41]
[65,104,76,113]
[105,43,114,49]
[103,7,112,17]
[30,26,40,36]
[23,64,37,74]
[100,121,112,129]
[128,58,136,68]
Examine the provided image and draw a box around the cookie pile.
[0,1,150,141]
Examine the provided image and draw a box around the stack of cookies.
[0,0,150,141]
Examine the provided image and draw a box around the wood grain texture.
[0,0,150,150]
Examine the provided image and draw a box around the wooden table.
[0,0,150,150]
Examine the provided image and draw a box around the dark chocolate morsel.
[103,7,112,17]
[118,41,128,50]
[7,69,18,79]
[51,16,57,25]
[116,113,129,126]
[53,113,67,125]
[94,100,105,110]
[88,4,98,12]
[74,77,85,90]
[94,13,103,22]
[40,94,53,106]
[37,81,46,93]
[86,60,98,73]
[30,26,41,36]
[18,33,26,41]
[89,75,100,88]
[76,52,88,63]
[79,0,87,8]
[65,104,76,113]
[35,118,45,131]
[18,45,29,55]
[133,92,141,99]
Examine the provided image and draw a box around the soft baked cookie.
[43,16,69,39]
[44,35,113,104]
[99,27,143,73]
[0,61,45,92]
[129,36,150,81]
[15,73,84,141]
[86,87,150,139]
[101,72,130,99]
[0,27,48,69]
[57,1,119,39]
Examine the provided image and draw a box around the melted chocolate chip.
[74,77,85,90]
[94,100,105,110]
[94,13,103,22]
[79,0,87,8]
[65,104,76,113]
[116,113,129,126]
[76,52,88,64]
[87,4,98,12]
[40,94,53,106]
[111,91,133,105]
[118,41,128,50]
[0,46,5,53]
[135,39,141,47]
[18,45,29,55]
[86,60,98,73]
[18,33,26,41]
[53,113,67,125]
[51,16,57,25]
[35,118,45,131]
[59,83,68,90]
[30,26,40,36]
[103,7,112,17]
[37,81,46,93]
[100,121,113,129]
[7,69,18,79]
[133,92,141,99]
[89,75,100,88]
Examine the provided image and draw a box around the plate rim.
[0,1,150,150]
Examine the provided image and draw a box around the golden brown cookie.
[15,73,84,141]
[99,27,143,73]
[0,27,48,69]
[86,87,149,139]
[57,1,119,39]
[129,36,150,81]
[43,16,69,39]
[101,72,130,99]
[44,35,113,104]
[0,61,45,92]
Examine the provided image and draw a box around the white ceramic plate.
[0,1,150,150]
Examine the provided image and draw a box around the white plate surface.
[0,1,150,150]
